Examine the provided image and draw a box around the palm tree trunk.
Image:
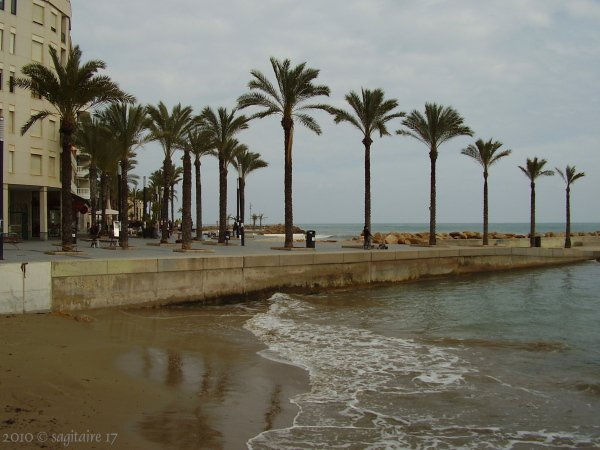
[363,137,372,248]
[195,155,202,240]
[530,181,536,247]
[565,186,571,248]
[239,177,245,224]
[161,158,171,243]
[218,155,227,243]
[182,149,192,250]
[119,160,129,249]
[429,148,437,246]
[89,163,98,230]
[282,117,294,248]
[483,170,489,246]
[60,122,75,251]
[171,188,175,224]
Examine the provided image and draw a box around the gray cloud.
[72,0,600,224]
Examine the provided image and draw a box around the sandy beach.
[0,301,308,449]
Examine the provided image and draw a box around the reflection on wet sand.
[264,385,282,431]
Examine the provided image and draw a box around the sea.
[298,223,600,240]
[245,261,600,448]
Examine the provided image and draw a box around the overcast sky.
[72,0,600,225]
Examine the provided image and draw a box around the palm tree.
[258,213,265,228]
[251,213,259,229]
[199,107,248,243]
[98,103,148,248]
[146,102,194,243]
[518,157,554,247]
[169,166,183,224]
[461,139,512,245]
[397,103,473,245]
[75,116,110,232]
[329,88,404,248]
[556,165,585,248]
[184,128,215,240]
[238,57,331,248]
[15,45,133,250]
[233,147,268,232]
[96,141,121,235]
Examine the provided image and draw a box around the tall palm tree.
[397,103,473,245]
[146,102,194,243]
[329,88,404,248]
[238,57,331,248]
[98,103,148,248]
[148,170,164,224]
[556,165,585,248]
[15,45,133,250]
[75,116,110,231]
[96,141,121,234]
[184,128,216,240]
[461,138,512,245]
[169,166,183,224]
[233,147,268,232]
[199,107,248,243]
[518,157,554,247]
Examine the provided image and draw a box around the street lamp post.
[142,176,147,236]
[0,117,4,261]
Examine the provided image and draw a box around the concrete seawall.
[1,247,599,314]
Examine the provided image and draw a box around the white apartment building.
[1,0,74,240]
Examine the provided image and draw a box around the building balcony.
[76,165,89,177]
[77,188,90,199]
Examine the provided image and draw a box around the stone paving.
[0,235,406,263]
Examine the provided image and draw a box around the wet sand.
[0,301,308,449]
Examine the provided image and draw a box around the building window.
[32,3,44,25]
[8,109,15,133]
[0,0,4,11]
[0,28,4,51]
[48,119,57,140]
[8,150,15,173]
[10,0,16,15]
[6,111,15,134]
[9,31,15,54]
[30,111,43,137]
[0,69,3,90]
[60,16,67,43]
[31,154,42,176]
[51,12,58,33]
[9,70,15,93]
[49,156,56,177]
[31,39,43,63]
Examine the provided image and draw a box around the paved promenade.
[0,236,377,263]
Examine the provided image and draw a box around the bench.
[2,232,23,248]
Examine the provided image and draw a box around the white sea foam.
[245,293,599,449]
[245,293,472,448]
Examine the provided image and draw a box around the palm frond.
[20,110,52,135]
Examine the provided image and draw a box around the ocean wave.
[245,292,600,449]
[245,293,472,448]
[420,337,567,352]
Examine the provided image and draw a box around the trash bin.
[534,236,542,247]
[306,230,316,248]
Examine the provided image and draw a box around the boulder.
[385,234,399,245]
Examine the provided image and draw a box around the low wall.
[0,262,52,314]
[47,247,599,312]
[440,235,600,248]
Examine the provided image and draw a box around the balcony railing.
[77,188,90,199]
[76,165,89,177]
